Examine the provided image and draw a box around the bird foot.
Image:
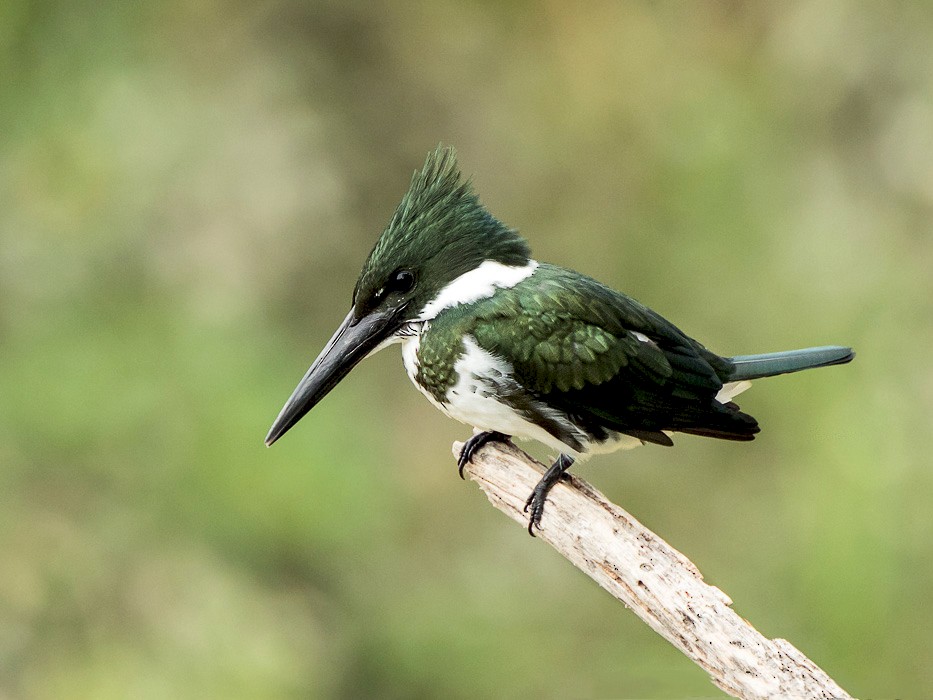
[523,489,546,537]
[457,431,511,479]
[522,453,575,536]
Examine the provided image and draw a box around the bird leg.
[458,430,512,479]
[524,453,575,536]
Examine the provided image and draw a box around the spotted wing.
[469,264,757,444]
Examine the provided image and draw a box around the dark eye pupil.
[391,270,414,293]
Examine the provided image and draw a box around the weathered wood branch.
[452,439,851,700]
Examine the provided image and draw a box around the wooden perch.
[452,439,851,700]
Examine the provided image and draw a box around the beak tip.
[263,306,394,452]
[264,427,281,447]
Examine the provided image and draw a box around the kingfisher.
[265,146,854,534]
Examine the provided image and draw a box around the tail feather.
[726,345,854,382]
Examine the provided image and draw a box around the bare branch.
[453,440,852,700]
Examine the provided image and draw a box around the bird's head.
[265,145,531,445]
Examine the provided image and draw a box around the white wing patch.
[716,380,752,404]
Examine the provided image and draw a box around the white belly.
[401,333,644,458]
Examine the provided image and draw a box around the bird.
[265,146,854,535]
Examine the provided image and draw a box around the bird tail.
[725,345,854,382]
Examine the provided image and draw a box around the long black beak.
[265,307,399,446]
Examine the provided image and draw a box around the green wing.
[471,264,725,395]
[469,264,757,443]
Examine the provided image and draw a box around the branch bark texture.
[452,439,851,700]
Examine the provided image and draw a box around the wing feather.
[467,264,757,441]
[471,264,715,396]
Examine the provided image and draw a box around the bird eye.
[389,270,415,294]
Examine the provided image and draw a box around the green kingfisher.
[265,146,854,534]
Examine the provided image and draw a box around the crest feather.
[372,145,474,261]
[354,145,531,311]
[393,145,465,228]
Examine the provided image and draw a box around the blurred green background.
[2,1,932,697]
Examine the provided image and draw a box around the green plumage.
[353,147,530,320]
[357,147,853,453]
[265,144,855,533]
[470,266,715,395]
[415,263,758,448]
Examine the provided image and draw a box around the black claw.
[522,453,575,537]
[524,491,543,536]
[457,431,511,478]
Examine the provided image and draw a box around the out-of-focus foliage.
[2,1,931,697]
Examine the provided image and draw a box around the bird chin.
[364,321,424,360]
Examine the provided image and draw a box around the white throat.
[418,260,538,321]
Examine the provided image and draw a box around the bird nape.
[265,145,854,536]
